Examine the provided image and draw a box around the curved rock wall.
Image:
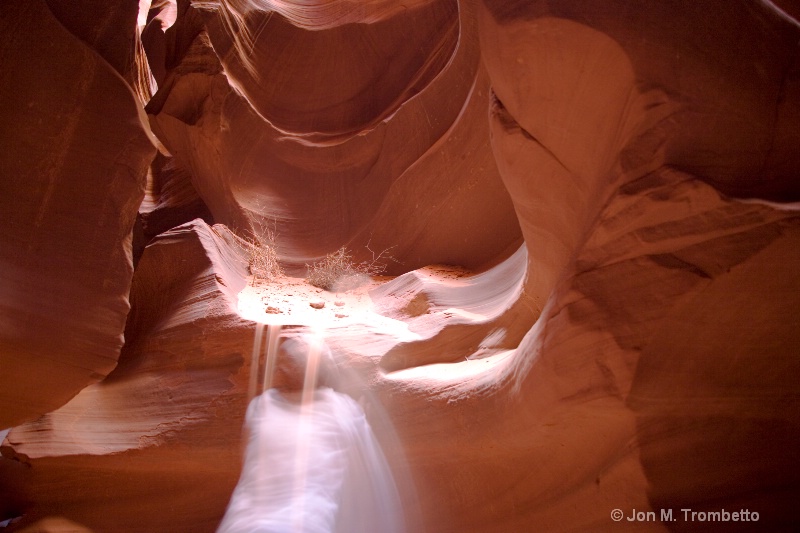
[1,0,798,531]
[2,221,251,531]
[0,0,156,428]
[150,0,522,270]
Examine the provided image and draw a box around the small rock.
[265,306,281,314]
[309,301,325,309]
[334,300,345,307]
[335,313,347,319]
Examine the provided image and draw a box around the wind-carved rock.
[1,0,799,531]
[149,0,522,271]
[2,221,253,530]
[0,0,156,428]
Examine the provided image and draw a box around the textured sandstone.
[138,153,214,244]
[0,0,156,428]
[149,0,522,271]
[2,221,251,530]
[43,0,140,79]
[1,0,799,532]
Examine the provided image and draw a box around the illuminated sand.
[237,274,396,328]
[235,265,521,384]
[236,253,529,395]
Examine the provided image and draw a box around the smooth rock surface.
[0,0,156,428]
[1,0,799,532]
[2,221,251,531]
[150,0,522,271]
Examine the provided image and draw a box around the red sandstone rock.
[138,153,214,244]
[149,0,521,271]
[0,0,156,428]
[15,516,93,533]
[384,2,799,530]
[43,0,140,78]
[2,221,251,531]
[140,1,179,87]
[1,0,799,532]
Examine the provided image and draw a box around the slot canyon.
[1,0,799,531]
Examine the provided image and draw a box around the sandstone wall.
[1,0,798,531]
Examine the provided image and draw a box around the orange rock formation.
[1,0,798,531]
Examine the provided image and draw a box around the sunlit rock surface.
[1,0,799,532]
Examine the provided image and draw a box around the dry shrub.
[246,237,282,283]
[306,247,388,291]
[239,217,283,284]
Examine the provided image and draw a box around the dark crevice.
[489,90,574,175]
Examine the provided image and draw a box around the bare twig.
[305,246,392,292]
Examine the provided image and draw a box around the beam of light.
[248,323,265,402]
[218,331,406,533]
